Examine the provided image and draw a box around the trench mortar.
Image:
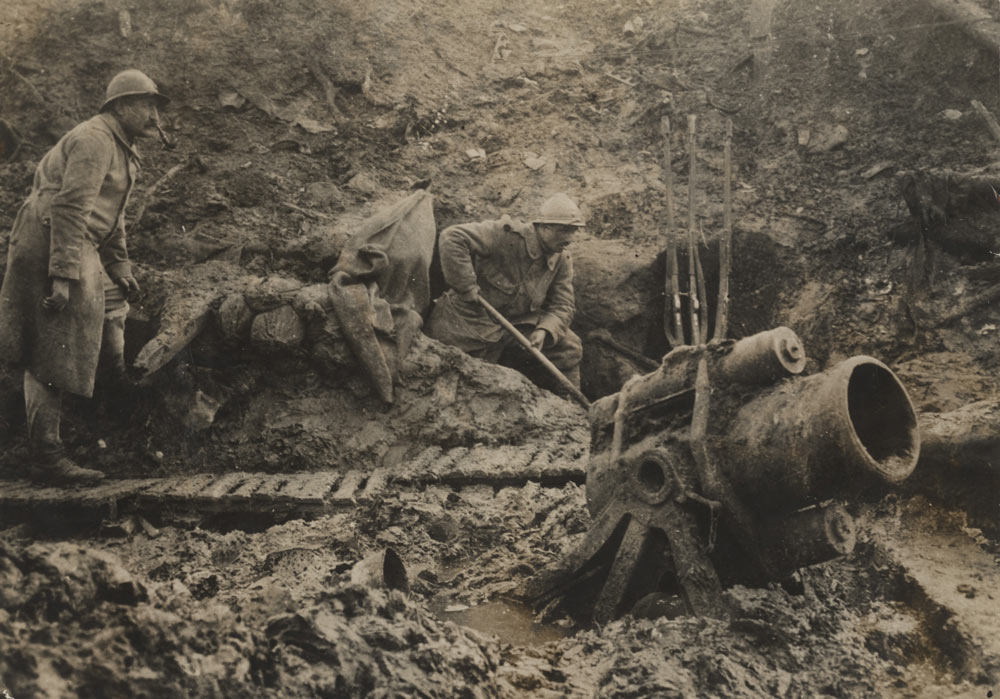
[519,327,921,622]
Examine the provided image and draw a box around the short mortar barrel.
[720,356,920,508]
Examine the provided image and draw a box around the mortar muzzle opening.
[845,361,920,483]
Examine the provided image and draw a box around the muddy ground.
[1,0,999,696]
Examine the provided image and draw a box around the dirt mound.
[2,0,1000,695]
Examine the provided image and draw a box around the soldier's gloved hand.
[457,287,480,304]
[113,273,141,297]
[42,277,71,311]
[529,328,549,350]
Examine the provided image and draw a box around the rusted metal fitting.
[629,450,677,505]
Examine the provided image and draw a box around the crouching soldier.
[0,69,168,484]
[426,193,585,389]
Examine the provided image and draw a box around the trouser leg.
[465,336,509,365]
[99,306,128,382]
[24,370,63,463]
[541,328,583,388]
[95,305,132,424]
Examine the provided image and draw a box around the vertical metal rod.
[661,116,683,346]
[686,114,701,345]
[715,118,733,340]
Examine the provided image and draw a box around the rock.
[466,147,487,160]
[346,172,381,197]
[245,276,305,312]
[187,571,220,600]
[251,305,305,348]
[807,124,849,153]
[218,89,246,110]
[861,161,894,179]
[940,109,963,121]
[90,549,148,605]
[426,514,460,542]
[184,390,222,432]
[303,181,344,209]
[523,151,546,170]
[216,293,254,339]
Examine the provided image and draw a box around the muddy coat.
[427,216,575,348]
[0,113,138,397]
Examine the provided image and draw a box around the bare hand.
[115,273,141,297]
[42,277,71,311]
[529,328,548,350]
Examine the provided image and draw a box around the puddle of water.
[431,598,568,647]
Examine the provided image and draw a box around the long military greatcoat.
[426,216,575,350]
[0,113,138,397]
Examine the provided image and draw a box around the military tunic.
[0,113,138,397]
[426,215,582,383]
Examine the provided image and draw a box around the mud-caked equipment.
[516,327,921,623]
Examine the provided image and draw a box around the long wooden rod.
[687,114,701,345]
[715,118,733,340]
[661,116,683,346]
[477,296,591,408]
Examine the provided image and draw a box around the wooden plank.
[18,485,78,505]
[159,474,219,499]
[197,473,253,499]
[524,446,587,480]
[77,479,161,505]
[358,468,390,502]
[278,472,342,503]
[447,444,536,481]
[393,446,443,484]
[141,476,193,497]
[227,474,270,500]
[252,476,292,499]
[0,481,48,499]
[329,470,363,505]
[424,447,469,480]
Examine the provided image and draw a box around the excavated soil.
[1,0,999,696]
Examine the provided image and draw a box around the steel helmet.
[100,69,169,112]
[534,193,585,227]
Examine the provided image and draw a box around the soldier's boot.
[29,454,104,486]
[24,370,104,485]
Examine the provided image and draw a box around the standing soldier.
[0,69,168,484]
[426,193,585,390]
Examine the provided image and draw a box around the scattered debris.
[861,161,894,179]
[522,151,546,170]
[492,32,510,61]
[217,88,246,110]
[117,9,132,38]
[807,124,849,153]
[970,99,1000,143]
